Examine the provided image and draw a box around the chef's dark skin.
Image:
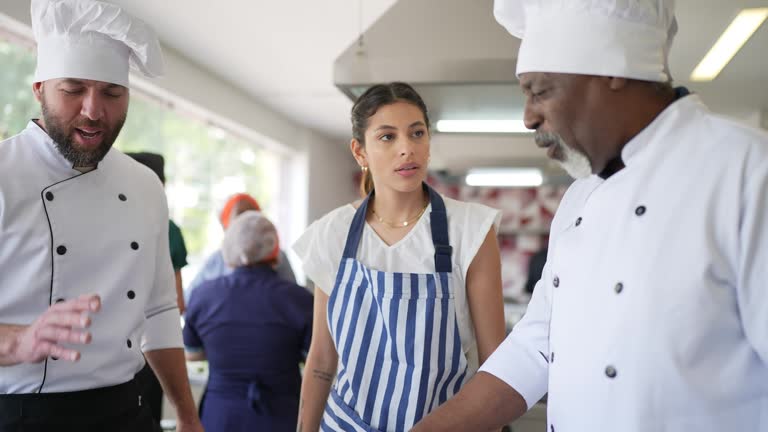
[520,73,676,176]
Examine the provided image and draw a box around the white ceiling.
[670,0,768,110]
[108,0,398,141]
[337,0,768,114]
[93,0,768,172]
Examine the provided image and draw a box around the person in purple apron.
[183,211,313,432]
[293,82,506,431]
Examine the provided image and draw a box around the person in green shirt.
[168,218,189,309]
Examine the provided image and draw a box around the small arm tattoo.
[312,369,334,382]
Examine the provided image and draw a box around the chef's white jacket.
[480,94,768,431]
[0,121,182,393]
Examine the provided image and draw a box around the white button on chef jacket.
[480,95,768,431]
[0,121,182,393]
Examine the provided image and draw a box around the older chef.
[414,0,768,431]
[0,1,202,431]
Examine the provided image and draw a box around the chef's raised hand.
[0,294,101,366]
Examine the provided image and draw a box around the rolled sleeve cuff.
[478,336,549,409]
[141,307,183,351]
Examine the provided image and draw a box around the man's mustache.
[535,131,563,147]
[72,118,105,129]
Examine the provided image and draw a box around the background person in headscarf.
[414,0,768,431]
[184,193,297,304]
[183,210,313,432]
[0,1,201,431]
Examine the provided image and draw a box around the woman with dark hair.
[293,82,506,431]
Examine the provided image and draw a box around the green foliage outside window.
[0,41,39,139]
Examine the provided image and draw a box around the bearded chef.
[413,0,768,431]
[0,1,202,431]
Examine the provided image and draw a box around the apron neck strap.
[341,183,452,273]
[427,185,452,273]
[341,193,372,260]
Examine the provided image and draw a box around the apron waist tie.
[207,374,299,415]
[246,380,269,415]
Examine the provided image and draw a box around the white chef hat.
[494,0,678,82]
[31,0,164,87]
[222,210,281,268]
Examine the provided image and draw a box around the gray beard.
[535,131,592,179]
[557,142,592,179]
[41,103,125,168]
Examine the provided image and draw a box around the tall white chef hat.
[222,211,281,268]
[494,0,678,82]
[31,0,164,87]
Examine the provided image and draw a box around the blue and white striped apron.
[321,184,469,432]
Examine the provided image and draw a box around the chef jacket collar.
[26,120,81,176]
[597,86,693,180]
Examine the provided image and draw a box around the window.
[0,37,38,139]
[117,90,283,285]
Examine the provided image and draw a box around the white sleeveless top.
[293,195,500,371]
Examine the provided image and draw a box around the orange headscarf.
[219,193,261,230]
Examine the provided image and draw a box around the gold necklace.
[371,202,428,229]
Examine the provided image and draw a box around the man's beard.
[535,131,593,179]
[41,101,126,168]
